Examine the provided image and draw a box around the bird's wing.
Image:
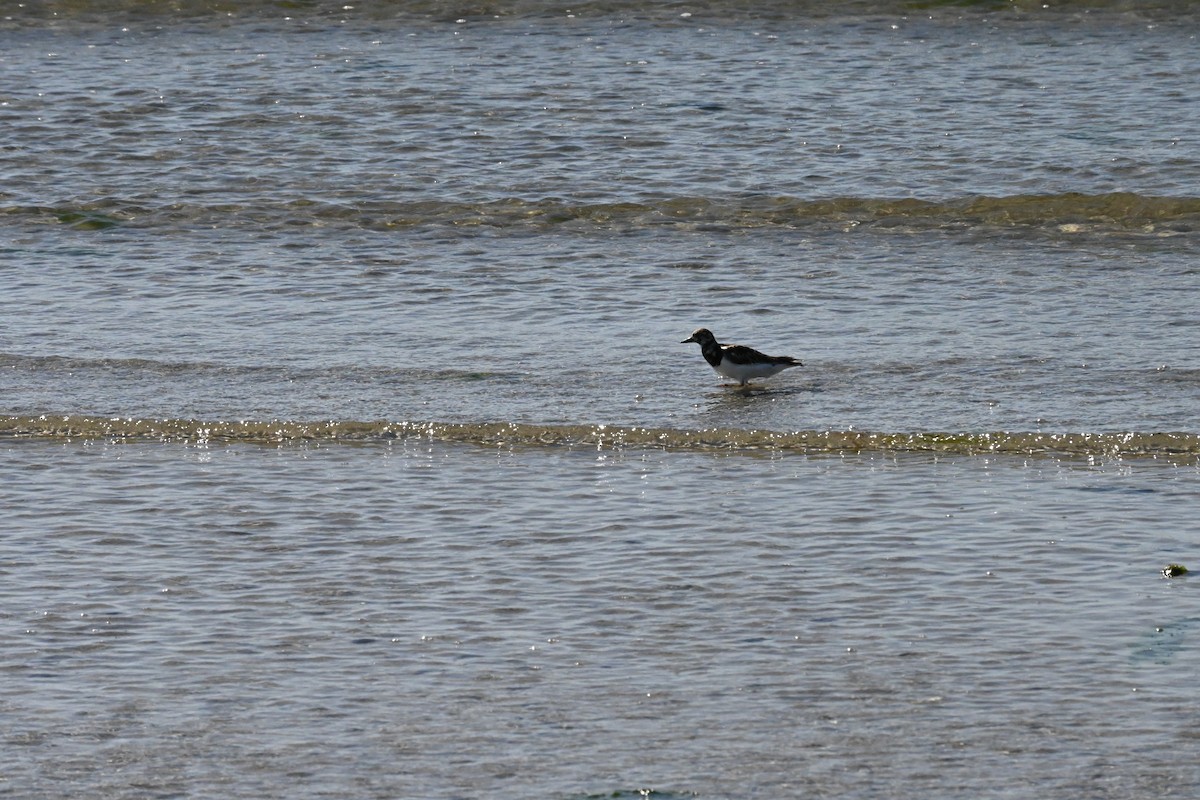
[720,344,772,364]
[722,344,800,366]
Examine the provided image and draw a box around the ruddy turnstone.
[682,328,802,385]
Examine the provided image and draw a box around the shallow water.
[3,438,1200,799]
[3,2,1200,797]
[4,7,1200,434]
[5,228,1200,436]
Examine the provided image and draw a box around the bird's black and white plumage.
[682,328,802,385]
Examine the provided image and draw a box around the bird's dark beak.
[681,335,695,344]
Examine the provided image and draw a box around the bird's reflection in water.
[700,382,811,414]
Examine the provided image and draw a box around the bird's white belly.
[713,359,787,382]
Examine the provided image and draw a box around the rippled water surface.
[6,228,1200,434]
[3,4,1200,435]
[3,439,1200,799]
[3,1,1200,797]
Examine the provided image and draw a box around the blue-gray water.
[4,440,1200,799]
[3,1,1200,797]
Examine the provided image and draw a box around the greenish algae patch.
[55,211,123,230]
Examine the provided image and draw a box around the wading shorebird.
[682,328,802,386]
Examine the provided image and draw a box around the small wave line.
[2,415,1197,459]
